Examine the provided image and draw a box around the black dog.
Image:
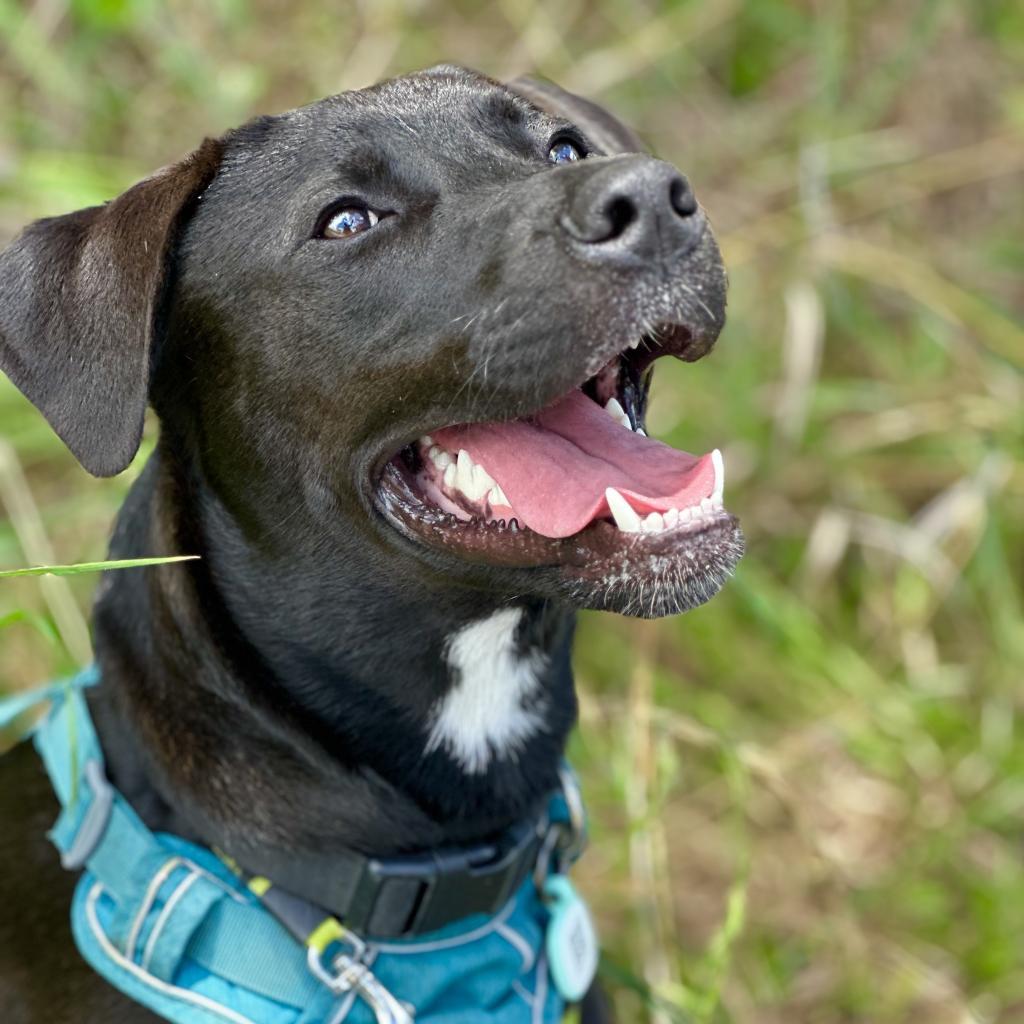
[0,66,741,1022]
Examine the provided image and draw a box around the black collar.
[221,773,585,940]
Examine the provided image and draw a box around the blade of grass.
[682,749,751,1022]
[820,234,1024,369]
[0,556,200,579]
[0,439,92,664]
[0,608,61,646]
[625,620,681,1024]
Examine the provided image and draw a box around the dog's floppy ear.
[0,138,223,476]
[508,76,649,156]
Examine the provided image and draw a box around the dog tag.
[543,874,598,1003]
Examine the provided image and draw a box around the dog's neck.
[88,449,578,861]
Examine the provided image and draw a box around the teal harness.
[2,670,598,1024]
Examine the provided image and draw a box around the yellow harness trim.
[247,875,272,897]
[306,916,348,954]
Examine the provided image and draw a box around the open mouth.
[374,322,741,591]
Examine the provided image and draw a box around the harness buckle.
[307,937,416,1024]
[350,814,542,936]
[60,759,114,871]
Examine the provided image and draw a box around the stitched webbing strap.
[33,672,156,879]
[185,900,322,1005]
[28,674,329,1010]
[0,677,78,731]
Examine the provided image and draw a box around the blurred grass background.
[1,1,1023,1021]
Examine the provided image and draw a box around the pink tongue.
[432,390,715,539]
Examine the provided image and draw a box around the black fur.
[0,65,730,1022]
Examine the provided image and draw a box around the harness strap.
[0,677,78,730]
[187,901,322,1005]
[6,670,589,1023]
[28,674,328,1007]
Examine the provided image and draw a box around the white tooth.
[443,463,457,490]
[604,397,634,431]
[628,336,641,349]
[678,507,693,523]
[663,508,679,528]
[456,449,476,496]
[700,497,715,514]
[642,511,665,533]
[605,397,626,421]
[490,484,509,506]
[711,448,724,506]
[429,445,452,469]
[605,487,642,533]
[420,435,434,448]
[470,463,496,500]
[636,427,647,436]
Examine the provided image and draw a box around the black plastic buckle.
[344,818,542,937]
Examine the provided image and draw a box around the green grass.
[2,2,1022,1021]
[0,555,200,579]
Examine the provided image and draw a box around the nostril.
[669,176,698,218]
[565,161,703,252]
[604,195,637,240]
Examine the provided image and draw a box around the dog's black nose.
[561,157,705,264]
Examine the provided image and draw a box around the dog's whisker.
[392,114,419,137]
[677,280,716,323]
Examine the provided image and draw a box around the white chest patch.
[425,608,548,775]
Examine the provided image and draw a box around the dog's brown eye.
[548,140,583,165]
[323,206,379,238]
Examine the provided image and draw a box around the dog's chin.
[369,320,743,618]
[547,516,745,617]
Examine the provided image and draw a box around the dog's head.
[0,65,741,618]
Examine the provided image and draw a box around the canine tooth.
[642,511,665,533]
[489,485,509,506]
[420,435,434,448]
[636,427,647,436]
[605,487,642,533]
[711,448,724,506]
[455,449,476,496]
[628,336,641,349]
[663,508,679,528]
[470,463,496,500]
[605,397,626,420]
[604,397,632,430]
[443,463,457,490]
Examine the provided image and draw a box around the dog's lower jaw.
[88,449,579,862]
[550,516,746,618]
